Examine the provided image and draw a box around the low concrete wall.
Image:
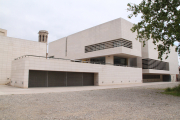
[10,57,142,88]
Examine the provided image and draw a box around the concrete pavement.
[0,82,179,95]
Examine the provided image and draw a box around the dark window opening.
[90,57,105,64]
[43,35,44,42]
[129,58,137,67]
[143,75,160,79]
[142,58,169,71]
[163,75,171,82]
[114,56,127,66]
[39,35,41,42]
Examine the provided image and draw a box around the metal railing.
[14,55,139,68]
[14,55,71,61]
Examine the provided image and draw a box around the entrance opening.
[163,75,171,82]
[143,74,171,82]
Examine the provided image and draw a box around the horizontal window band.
[85,38,132,53]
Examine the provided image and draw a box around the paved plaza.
[0,82,180,119]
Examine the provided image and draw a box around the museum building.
[0,18,178,88]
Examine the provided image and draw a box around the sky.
[0,0,142,43]
[0,0,179,64]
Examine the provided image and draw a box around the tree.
[127,0,180,60]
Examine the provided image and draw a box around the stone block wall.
[11,57,142,88]
[0,36,46,84]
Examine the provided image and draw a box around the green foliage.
[127,0,180,60]
[163,84,180,96]
[165,87,171,92]
[171,84,180,91]
[163,92,180,96]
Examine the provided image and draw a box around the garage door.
[28,70,94,87]
[67,72,83,86]
[28,70,47,87]
[83,73,94,86]
[48,71,66,87]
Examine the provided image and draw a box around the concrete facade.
[142,39,178,82]
[48,18,178,83]
[0,29,46,85]
[142,40,178,75]
[10,57,142,88]
[49,18,141,60]
[0,17,178,88]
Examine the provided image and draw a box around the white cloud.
[0,0,142,42]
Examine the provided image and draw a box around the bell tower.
[38,30,48,58]
[38,30,48,43]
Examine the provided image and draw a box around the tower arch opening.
[38,30,48,43]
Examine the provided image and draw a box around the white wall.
[49,18,142,60]
[0,36,46,84]
[105,55,114,64]
[11,57,142,88]
[48,37,66,58]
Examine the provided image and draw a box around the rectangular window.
[143,75,160,79]
[90,57,105,64]
[142,58,169,71]
[114,56,127,66]
[85,39,132,53]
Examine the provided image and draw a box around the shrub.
[163,84,180,97]
[165,87,172,92]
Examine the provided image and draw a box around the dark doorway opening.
[163,75,171,82]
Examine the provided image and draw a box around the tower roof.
[38,30,48,34]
